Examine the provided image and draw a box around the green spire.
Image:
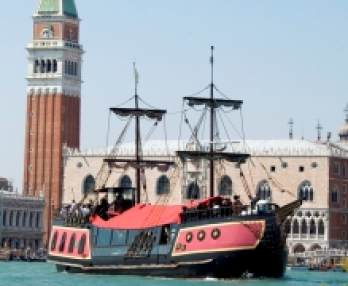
[37,0,78,18]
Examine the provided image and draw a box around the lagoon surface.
[0,262,347,286]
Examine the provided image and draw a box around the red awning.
[91,204,183,230]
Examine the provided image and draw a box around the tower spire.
[316,120,323,142]
[288,118,294,140]
[344,103,348,123]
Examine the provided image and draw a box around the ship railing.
[181,206,234,223]
[53,208,91,227]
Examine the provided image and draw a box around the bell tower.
[23,0,82,239]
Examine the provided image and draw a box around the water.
[0,262,347,286]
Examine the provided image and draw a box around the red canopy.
[91,204,183,230]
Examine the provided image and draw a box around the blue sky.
[0,0,347,189]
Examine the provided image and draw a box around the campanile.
[23,0,82,239]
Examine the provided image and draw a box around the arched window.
[3,210,7,226]
[310,219,316,236]
[22,212,27,227]
[186,182,200,200]
[156,175,170,195]
[284,219,291,234]
[119,175,132,188]
[293,244,306,253]
[34,60,39,73]
[83,175,95,195]
[298,181,314,201]
[46,59,52,73]
[9,211,14,227]
[35,213,40,228]
[293,219,299,234]
[40,60,46,73]
[318,219,325,235]
[256,180,272,201]
[218,176,232,196]
[64,61,68,74]
[53,59,57,73]
[301,219,307,235]
[29,212,33,228]
[15,212,20,227]
[73,62,77,75]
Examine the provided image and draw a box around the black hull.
[52,247,287,279]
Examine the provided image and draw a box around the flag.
[133,62,139,88]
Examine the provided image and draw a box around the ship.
[47,47,302,278]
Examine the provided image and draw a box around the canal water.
[0,262,347,286]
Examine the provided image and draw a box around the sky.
[0,0,348,189]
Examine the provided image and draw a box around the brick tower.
[23,0,82,241]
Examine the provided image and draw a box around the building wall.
[328,157,348,248]
[0,193,45,250]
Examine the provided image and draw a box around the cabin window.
[83,175,95,195]
[78,234,87,255]
[111,230,127,246]
[156,175,170,195]
[50,231,58,251]
[127,230,141,245]
[218,176,232,196]
[59,232,67,252]
[119,175,132,188]
[96,229,112,247]
[68,233,76,253]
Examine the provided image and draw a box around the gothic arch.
[186,182,200,200]
[9,211,14,227]
[318,219,325,235]
[53,59,57,73]
[293,243,306,253]
[34,60,39,73]
[301,219,307,235]
[218,176,232,196]
[29,212,33,228]
[298,181,314,202]
[119,175,132,188]
[2,210,7,226]
[284,219,291,234]
[309,219,316,236]
[310,244,321,251]
[46,59,52,73]
[15,211,20,227]
[156,175,170,195]
[292,219,299,234]
[256,180,272,201]
[82,175,95,195]
[40,59,46,73]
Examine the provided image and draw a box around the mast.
[209,46,215,198]
[134,63,141,203]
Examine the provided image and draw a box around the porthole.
[211,228,221,240]
[78,234,86,255]
[50,231,58,251]
[186,232,193,243]
[197,230,206,241]
[59,232,67,252]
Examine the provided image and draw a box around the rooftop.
[64,139,348,158]
[36,0,78,18]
